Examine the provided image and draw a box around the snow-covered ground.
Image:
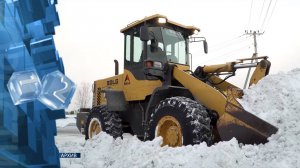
[56,115,76,128]
[56,69,300,168]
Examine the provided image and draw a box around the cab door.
[123,30,161,101]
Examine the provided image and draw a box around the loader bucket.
[216,87,278,144]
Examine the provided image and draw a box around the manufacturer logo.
[124,75,130,85]
[107,79,118,86]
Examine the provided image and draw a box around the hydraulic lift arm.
[172,56,277,144]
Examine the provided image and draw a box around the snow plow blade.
[217,88,278,144]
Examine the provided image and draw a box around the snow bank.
[238,69,300,167]
[56,69,300,168]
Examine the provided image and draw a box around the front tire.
[146,97,213,147]
[85,106,122,140]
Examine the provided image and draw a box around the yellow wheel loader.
[77,14,277,147]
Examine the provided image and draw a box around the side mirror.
[140,26,149,41]
[203,40,208,54]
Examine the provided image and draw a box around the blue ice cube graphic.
[38,70,76,110]
[7,70,42,105]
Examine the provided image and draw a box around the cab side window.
[125,35,131,61]
[125,32,143,63]
[124,31,145,80]
[133,35,142,63]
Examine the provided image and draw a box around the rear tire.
[146,96,213,146]
[85,106,122,140]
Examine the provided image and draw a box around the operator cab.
[120,14,205,80]
[144,27,186,64]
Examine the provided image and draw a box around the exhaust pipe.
[114,59,119,75]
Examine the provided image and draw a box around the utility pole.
[243,30,264,89]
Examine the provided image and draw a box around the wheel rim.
[155,115,183,147]
[88,118,102,139]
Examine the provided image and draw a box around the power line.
[210,35,247,50]
[191,34,246,53]
[247,0,254,29]
[199,36,252,64]
[217,45,251,59]
[242,0,277,88]
[209,36,249,53]
[260,0,273,31]
[262,0,278,31]
[257,0,267,28]
[210,35,243,49]
[201,44,252,64]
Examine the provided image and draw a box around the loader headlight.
[158,17,167,24]
[193,29,199,35]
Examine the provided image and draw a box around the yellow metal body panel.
[249,60,270,86]
[93,70,162,106]
[203,62,234,73]
[173,66,227,116]
[93,74,123,106]
[208,75,240,96]
[123,69,162,101]
[175,64,190,71]
[173,66,278,144]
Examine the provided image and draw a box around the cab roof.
[120,14,200,35]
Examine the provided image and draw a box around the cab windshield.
[147,27,188,65]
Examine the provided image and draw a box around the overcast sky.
[53,0,300,109]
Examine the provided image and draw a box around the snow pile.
[238,69,300,167]
[56,115,76,128]
[56,69,300,168]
